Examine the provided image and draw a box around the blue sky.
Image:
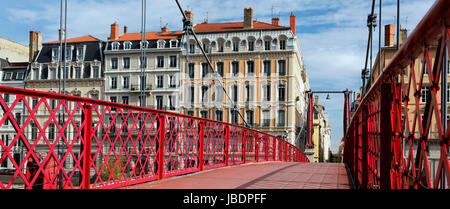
[0,0,437,152]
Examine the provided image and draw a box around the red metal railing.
[344,0,450,189]
[0,86,308,189]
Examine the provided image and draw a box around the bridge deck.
[125,162,352,189]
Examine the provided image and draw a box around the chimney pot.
[385,24,394,47]
[161,26,169,33]
[124,26,128,34]
[110,22,119,40]
[272,17,279,26]
[290,13,296,36]
[244,8,253,29]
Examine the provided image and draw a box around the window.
[264,40,271,50]
[112,42,120,51]
[215,110,223,121]
[75,67,81,79]
[50,68,57,80]
[122,96,129,105]
[76,47,84,60]
[4,72,12,80]
[217,62,224,77]
[280,39,286,50]
[52,48,59,62]
[93,66,100,78]
[138,95,146,107]
[278,110,285,126]
[140,75,147,90]
[169,56,177,67]
[33,68,39,80]
[246,110,254,126]
[248,40,254,51]
[140,41,149,49]
[262,110,270,127]
[123,76,130,89]
[156,96,163,109]
[421,86,429,103]
[279,84,286,101]
[110,96,117,103]
[245,83,254,102]
[232,61,239,76]
[65,47,72,61]
[111,77,117,89]
[17,72,24,80]
[157,75,164,88]
[124,42,132,50]
[168,95,175,110]
[202,63,209,78]
[190,86,195,103]
[264,84,271,101]
[189,43,195,53]
[203,43,210,53]
[111,58,118,69]
[157,56,164,68]
[218,42,224,52]
[169,75,176,88]
[48,123,55,141]
[91,93,99,100]
[201,86,208,102]
[31,123,38,139]
[263,60,271,76]
[215,85,224,102]
[232,41,239,52]
[157,40,166,49]
[231,109,238,124]
[140,56,147,68]
[32,98,38,108]
[278,60,286,76]
[188,63,195,78]
[247,61,254,75]
[232,84,238,102]
[123,57,130,69]
[200,111,208,119]
[170,40,178,48]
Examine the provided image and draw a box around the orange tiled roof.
[44,35,101,44]
[115,31,183,41]
[193,21,289,33]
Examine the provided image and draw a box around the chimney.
[58,29,66,42]
[110,22,119,40]
[244,8,253,29]
[399,28,407,46]
[185,10,194,23]
[29,31,42,62]
[314,95,319,105]
[290,13,296,36]
[272,17,279,26]
[385,24,394,47]
[124,25,128,34]
[161,25,169,33]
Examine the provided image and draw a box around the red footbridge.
[0,0,449,189]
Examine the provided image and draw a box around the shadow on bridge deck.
[124,162,352,189]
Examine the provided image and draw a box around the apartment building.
[104,23,183,111]
[179,8,310,145]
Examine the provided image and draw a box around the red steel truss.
[0,86,308,189]
[344,0,450,189]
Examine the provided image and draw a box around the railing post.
[158,114,166,180]
[82,104,93,189]
[380,82,393,189]
[255,135,259,162]
[273,137,277,161]
[353,113,359,188]
[361,105,369,189]
[199,120,205,171]
[225,125,230,166]
[285,141,287,162]
[265,136,269,161]
[243,130,247,164]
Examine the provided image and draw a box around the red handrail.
[0,85,308,189]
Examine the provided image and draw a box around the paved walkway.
[125,162,352,189]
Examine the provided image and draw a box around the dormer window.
[157,40,166,49]
[112,42,120,51]
[51,47,59,62]
[170,39,178,48]
[124,41,132,50]
[140,41,149,49]
[76,46,84,61]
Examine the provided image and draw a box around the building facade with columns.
[179,8,310,146]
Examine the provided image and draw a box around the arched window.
[112,42,120,51]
